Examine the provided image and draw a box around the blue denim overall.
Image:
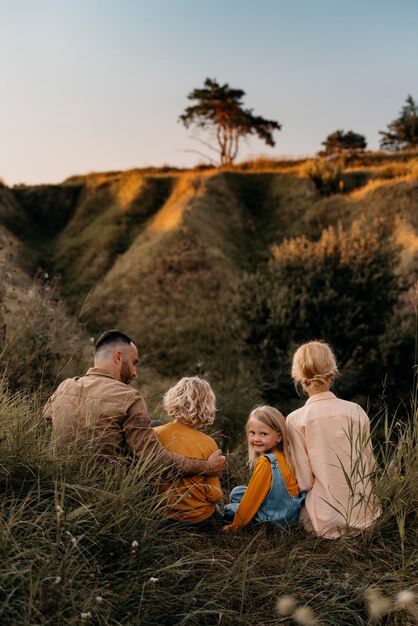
[224,453,306,527]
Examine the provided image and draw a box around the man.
[43,329,225,475]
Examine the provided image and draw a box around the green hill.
[1,159,417,434]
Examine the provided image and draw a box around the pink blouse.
[287,392,380,538]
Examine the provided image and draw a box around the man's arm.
[124,396,225,476]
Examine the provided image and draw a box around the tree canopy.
[379,95,418,151]
[319,129,367,159]
[179,78,282,165]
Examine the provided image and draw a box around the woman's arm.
[287,418,314,492]
[224,457,272,531]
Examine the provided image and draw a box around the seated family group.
[43,330,381,539]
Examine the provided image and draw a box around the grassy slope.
[4,164,418,428]
[0,167,417,625]
[0,387,416,626]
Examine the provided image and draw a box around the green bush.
[376,163,408,179]
[236,218,414,412]
[407,158,418,179]
[0,274,91,394]
[302,158,343,195]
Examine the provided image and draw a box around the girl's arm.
[204,476,223,503]
[223,457,272,531]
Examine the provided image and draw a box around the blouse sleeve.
[287,417,314,492]
[227,457,272,530]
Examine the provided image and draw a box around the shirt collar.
[86,367,116,380]
[305,391,336,405]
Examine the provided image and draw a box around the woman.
[287,341,380,538]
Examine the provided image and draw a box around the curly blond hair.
[163,376,216,429]
[291,340,338,393]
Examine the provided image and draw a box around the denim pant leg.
[223,485,247,521]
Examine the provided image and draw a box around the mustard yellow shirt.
[227,451,299,530]
[155,421,223,522]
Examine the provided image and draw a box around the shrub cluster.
[236,218,415,413]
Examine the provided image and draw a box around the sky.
[1,0,418,186]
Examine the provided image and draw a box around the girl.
[223,406,305,531]
[287,340,380,538]
[154,376,223,527]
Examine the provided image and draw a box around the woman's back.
[287,391,380,538]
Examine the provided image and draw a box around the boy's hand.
[206,449,226,476]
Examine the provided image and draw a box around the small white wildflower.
[55,504,64,525]
[80,612,91,619]
[132,540,139,549]
[89,337,95,344]
[276,595,297,616]
[294,605,317,626]
[54,576,61,584]
[365,589,391,620]
[96,596,103,604]
[149,577,159,583]
[395,590,416,608]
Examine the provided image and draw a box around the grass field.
[0,381,416,625]
[0,156,417,624]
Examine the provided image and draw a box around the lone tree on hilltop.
[319,129,367,160]
[379,95,418,151]
[179,78,282,166]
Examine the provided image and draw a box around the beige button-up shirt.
[43,367,209,474]
[287,391,380,538]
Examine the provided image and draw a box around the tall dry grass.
[0,375,416,625]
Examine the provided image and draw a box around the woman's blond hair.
[291,340,338,394]
[163,376,216,429]
[246,405,294,471]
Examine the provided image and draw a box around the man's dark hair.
[95,330,136,353]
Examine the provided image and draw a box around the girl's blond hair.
[291,340,338,394]
[246,405,294,470]
[163,376,216,429]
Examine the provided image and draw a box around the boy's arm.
[224,457,271,531]
[204,476,223,503]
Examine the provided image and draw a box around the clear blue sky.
[1,0,417,185]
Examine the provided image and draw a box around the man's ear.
[113,350,122,365]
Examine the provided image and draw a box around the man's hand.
[206,449,226,476]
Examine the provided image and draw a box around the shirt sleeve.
[42,397,53,421]
[287,417,314,492]
[123,395,210,475]
[204,476,223,503]
[227,457,272,530]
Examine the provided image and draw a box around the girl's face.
[247,417,282,454]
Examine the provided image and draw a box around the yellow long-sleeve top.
[228,451,299,530]
[155,421,223,523]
